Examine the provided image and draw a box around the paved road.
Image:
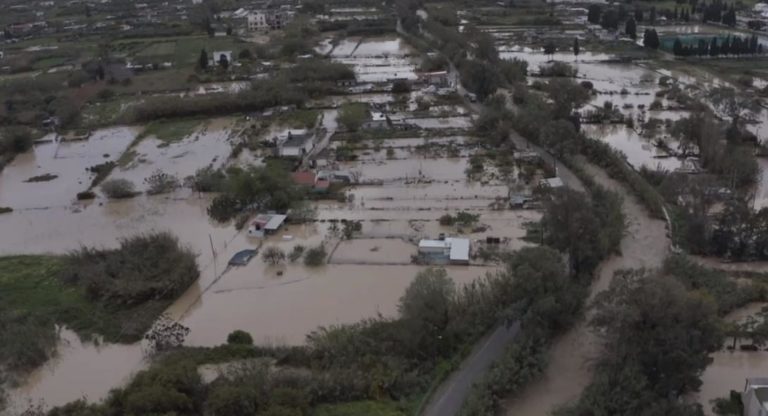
[422,322,521,416]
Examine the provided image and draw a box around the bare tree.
[262,246,286,265]
[144,313,190,355]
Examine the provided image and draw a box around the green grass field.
[0,256,125,374]
[136,41,177,57]
[139,118,202,144]
[119,36,247,66]
[0,256,125,337]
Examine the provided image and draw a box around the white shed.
[446,238,470,265]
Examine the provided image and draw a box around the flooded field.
[110,118,236,191]
[0,127,138,209]
[694,302,768,415]
[582,124,685,171]
[329,35,418,83]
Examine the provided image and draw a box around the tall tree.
[601,8,619,30]
[573,37,580,57]
[546,79,590,119]
[591,271,723,397]
[198,48,208,70]
[673,38,684,55]
[587,4,602,24]
[709,37,720,56]
[625,18,637,39]
[634,9,644,22]
[543,41,557,59]
[650,7,657,24]
[643,29,660,49]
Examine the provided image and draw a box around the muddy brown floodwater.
[693,302,768,415]
[503,163,669,415]
[0,127,138,209]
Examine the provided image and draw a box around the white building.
[210,51,233,67]
[248,214,287,237]
[418,238,470,265]
[279,133,314,157]
[745,378,768,416]
[247,12,268,31]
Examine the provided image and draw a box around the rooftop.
[251,213,287,231]
[447,238,470,262]
[283,134,312,147]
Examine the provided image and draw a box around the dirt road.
[502,163,670,415]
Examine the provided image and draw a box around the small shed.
[279,134,314,157]
[447,238,470,265]
[540,177,564,189]
[418,239,450,255]
[418,237,470,265]
[248,214,287,237]
[419,71,450,87]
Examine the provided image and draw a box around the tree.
[573,37,580,57]
[262,246,286,265]
[144,170,179,195]
[634,9,643,22]
[649,6,657,24]
[238,49,252,60]
[539,119,579,158]
[288,245,305,262]
[144,313,191,353]
[625,18,637,39]
[600,8,619,30]
[673,38,684,55]
[226,330,253,345]
[304,244,326,267]
[398,268,455,356]
[643,29,660,49]
[337,103,369,132]
[507,247,581,334]
[709,37,720,57]
[218,53,230,70]
[1,127,33,154]
[459,60,500,101]
[710,87,759,132]
[591,271,723,397]
[587,4,602,24]
[391,79,411,94]
[500,58,528,83]
[205,384,261,416]
[198,49,208,70]
[341,220,362,239]
[101,179,137,199]
[543,41,557,59]
[546,79,590,119]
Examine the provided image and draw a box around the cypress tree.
[198,48,208,70]
[625,18,637,39]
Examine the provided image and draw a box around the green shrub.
[76,191,96,200]
[0,207,12,214]
[304,245,327,267]
[101,178,137,199]
[227,330,254,346]
[289,245,305,262]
